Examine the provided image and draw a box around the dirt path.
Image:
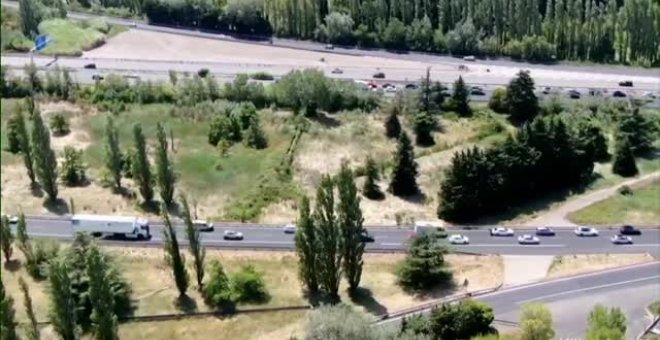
[524,171,660,227]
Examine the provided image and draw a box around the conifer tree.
[362,157,382,200]
[389,132,419,197]
[451,76,471,117]
[612,138,638,177]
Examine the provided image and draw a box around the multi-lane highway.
[20,216,660,255]
[380,261,660,338]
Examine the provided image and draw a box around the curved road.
[20,216,660,255]
[380,261,660,338]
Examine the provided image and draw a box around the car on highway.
[567,89,581,99]
[448,234,470,245]
[1,214,18,224]
[360,231,375,243]
[92,74,104,81]
[618,80,633,87]
[192,220,214,232]
[325,44,334,50]
[373,72,386,79]
[490,227,514,237]
[470,87,486,96]
[130,22,137,28]
[574,226,599,237]
[405,83,419,90]
[84,63,96,69]
[283,223,296,234]
[463,55,476,61]
[414,221,448,239]
[542,87,553,95]
[331,68,343,74]
[619,225,642,235]
[223,230,244,240]
[611,234,633,245]
[517,234,540,245]
[612,90,627,98]
[535,227,556,236]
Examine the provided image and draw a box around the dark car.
[84,63,97,69]
[360,231,375,243]
[567,90,581,99]
[405,83,419,90]
[618,80,633,87]
[619,225,642,235]
[373,72,386,79]
[535,227,556,236]
[612,90,627,98]
[92,74,104,81]
[470,87,486,96]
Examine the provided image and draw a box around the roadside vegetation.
[568,181,660,225]
[546,253,654,278]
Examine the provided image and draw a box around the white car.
[223,230,244,240]
[192,219,214,232]
[518,234,540,245]
[611,234,633,245]
[448,234,470,245]
[1,214,18,224]
[490,227,514,236]
[463,55,476,61]
[574,226,599,237]
[283,223,296,234]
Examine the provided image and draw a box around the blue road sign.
[34,35,52,51]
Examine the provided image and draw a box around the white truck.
[413,221,448,239]
[71,214,151,240]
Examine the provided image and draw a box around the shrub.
[203,260,235,312]
[488,88,508,113]
[250,72,275,81]
[618,185,633,196]
[26,239,60,280]
[49,113,70,136]
[60,146,87,186]
[231,265,269,304]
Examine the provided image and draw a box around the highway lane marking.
[514,275,660,305]
[380,242,402,246]
[458,244,566,248]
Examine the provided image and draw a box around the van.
[463,55,476,61]
[413,221,448,239]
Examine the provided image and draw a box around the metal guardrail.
[638,315,660,340]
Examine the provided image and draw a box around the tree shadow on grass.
[349,287,388,317]
[396,191,427,205]
[138,201,161,215]
[43,198,69,215]
[309,112,341,129]
[306,290,341,307]
[3,259,21,272]
[175,295,198,314]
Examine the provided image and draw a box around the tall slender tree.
[336,163,365,293]
[451,76,471,117]
[384,107,402,139]
[362,156,382,200]
[19,277,40,340]
[294,195,318,295]
[162,205,189,297]
[0,215,13,264]
[180,194,206,289]
[86,247,119,340]
[131,124,154,203]
[0,279,19,340]
[48,258,79,340]
[15,110,36,185]
[155,123,176,207]
[31,109,59,201]
[612,138,638,177]
[104,116,123,190]
[16,213,29,256]
[314,175,342,301]
[507,70,539,124]
[389,132,419,197]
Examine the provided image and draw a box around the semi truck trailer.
[71,214,151,240]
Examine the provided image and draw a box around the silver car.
[223,230,244,240]
[518,234,540,245]
[611,234,633,245]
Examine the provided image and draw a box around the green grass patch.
[568,181,660,225]
[38,18,106,56]
[649,301,660,316]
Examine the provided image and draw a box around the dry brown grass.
[546,253,654,278]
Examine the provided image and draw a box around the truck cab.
[413,221,448,239]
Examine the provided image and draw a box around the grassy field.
[38,19,107,56]
[1,246,503,339]
[567,181,660,225]
[650,301,660,316]
[546,253,654,278]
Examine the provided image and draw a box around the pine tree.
[6,112,22,153]
[19,277,40,340]
[451,76,471,117]
[294,196,318,295]
[362,156,382,200]
[0,215,13,263]
[389,131,419,197]
[131,124,154,203]
[413,110,436,146]
[104,116,123,189]
[156,123,176,207]
[31,109,59,201]
[16,109,36,184]
[48,258,79,340]
[180,194,206,289]
[384,107,402,139]
[612,138,638,177]
[19,0,42,37]
[0,279,19,340]
[86,246,119,340]
[507,70,539,124]
[417,67,436,113]
[244,116,268,149]
[616,108,653,156]
[336,163,365,293]
[314,175,342,302]
[162,205,189,297]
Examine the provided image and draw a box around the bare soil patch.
[546,253,654,278]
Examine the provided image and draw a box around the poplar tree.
[314,175,342,301]
[336,163,365,293]
[0,216,13,263]
[131,124,154,203]
[31,109,59,201]
[389,132,419,197]
[19,277,40,340]
[181,194,206,289]
[86,247,119,340]
[104,116,123,189]
[294,195,318,294]
[48,258,79,340]
[16,110,36,184]
[162,205,189,297]
[0,279,19,340]
[155,123,176,207]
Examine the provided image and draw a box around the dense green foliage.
[155,123,177,206]
[295,196,318,294]
[507,70,539,124]
[85,246,120,340]
[438,116,595,222]
[30,108,59,201]
[0,216,13,263]
[202,260,235,312]
[615,108,654,155]
[451,76,471,117]
[401,300,494,339]
[520,303,555,340]
[61,146,87,186]
[397,234,452,292]
[314,175,343,301]
[389,132,419,197]
[611,137,638,177]
[49,112,70,136]
[48,257,80,340]
[384,106,402,139]
[131,123,154,203]
[104,116,123,189]
[0,279,19,340]
[586,305,627,340]
[19,277,41,340]
[336,163,365,293]
[5,111,22,153]
[180,194,206,289]
[362,156,383,200]
[162,208,189,297]
[230,265,270,303]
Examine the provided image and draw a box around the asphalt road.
[380,261,660,338]
[20,216,660,255]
